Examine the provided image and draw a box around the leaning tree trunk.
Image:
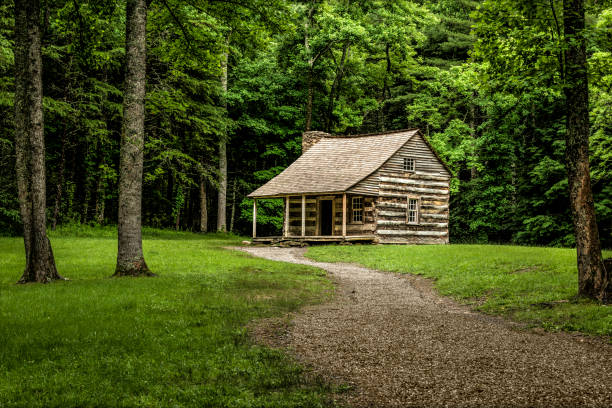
[14,0,62,283]
[563,0,609,302]
[115,0,153,277]
[217,38,229,232]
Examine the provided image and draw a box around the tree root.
[113,259,156,277]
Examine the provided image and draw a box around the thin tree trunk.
[217,36,229,232]
[325,42,350,132]
[306,68,314,131]
[563,0,609,302]
[14,0,62,283]
[304,3,314,131]
[51,131,66,230]
[217,140,227,231]
[186,185,193,230]
[82,175,90,224]
[229,177,237,232]
[200,176,208,232]
[51,51,74,230]
[470,98,478,180]
[380,43,391,132]
[303,2,332,132]
[94,167,105,225]
[115,0,153,277]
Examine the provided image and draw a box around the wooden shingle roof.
[248,129,420,198]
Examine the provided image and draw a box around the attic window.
[352,197,363,223]
[403,158,416,172]
[407,197,419,224]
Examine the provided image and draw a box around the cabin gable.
[379,132,450,176]
[348,131,450,195]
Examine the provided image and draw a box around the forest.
[0,0,611,248]
[2,1,612,404]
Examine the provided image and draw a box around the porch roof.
[248,129,418,198]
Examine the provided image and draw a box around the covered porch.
[251,193,376,242]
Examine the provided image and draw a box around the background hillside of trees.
[0,0,610,247]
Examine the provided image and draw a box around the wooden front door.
[320,200,333,235]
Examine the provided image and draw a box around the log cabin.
[248,129,451,244]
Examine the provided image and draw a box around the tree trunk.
[470,97,478,180]
[380,43,391,132]
[217,139,227,231]
[305,68,314,131]
[51,51,74,230]
[200,176,208,232]
[304,4,314,132]
[229,177,237,232]
[217,37,229,232]
[186,185,194,230]
[94,166,105,225]
[325,41,350,132]
[14,0,62,283]
[51,131,66,230]
[115,0,153,277]
[563,0,609,302]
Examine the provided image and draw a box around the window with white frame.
[403,157,416,172]
[352,197,363,223]
[407,197,419,224]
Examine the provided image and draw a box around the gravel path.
[239,246,612,408]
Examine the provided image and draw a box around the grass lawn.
[306,244,612,339]
[0,226,333,408]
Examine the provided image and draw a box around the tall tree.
[14,0,62,283]
[115,0,153,276]
[563,0,609,302]
[217,35,229,232]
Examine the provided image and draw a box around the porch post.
[252,199,257,238]
[342,193,347,237]
[331,198,336,236]
[301,195,306,237]
[284,196,290,237]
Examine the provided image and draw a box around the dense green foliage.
[307,244,612,339]
[0,0,610,247]
[0,228,332,407]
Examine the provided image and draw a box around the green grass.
[0,227,333,408]
[306,244,612,339]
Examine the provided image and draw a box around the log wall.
[374,132,450,244]
[332,195,376,236]
[287,196,317,236]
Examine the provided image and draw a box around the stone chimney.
[302,131,330,153]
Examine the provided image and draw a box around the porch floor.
[252,235,377,245]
